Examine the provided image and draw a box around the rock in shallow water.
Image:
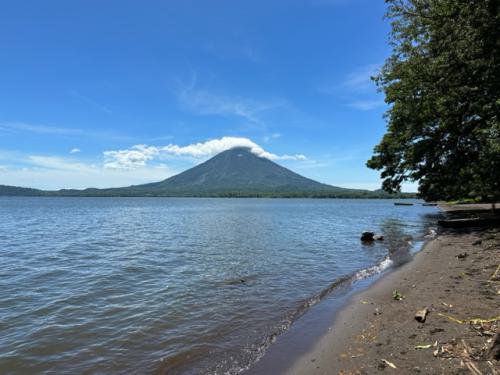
[361,231,375,241]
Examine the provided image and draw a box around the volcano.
[0,147,413,197]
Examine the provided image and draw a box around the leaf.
[415,344,432,349]
[392,290,405,301]
[381,359,397,369]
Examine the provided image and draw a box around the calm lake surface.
[0,198,438,374]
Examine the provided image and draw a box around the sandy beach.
[281,205,499,374]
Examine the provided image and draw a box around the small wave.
[425,227,438,238]
[354,257,393,280]
[217,257,396,375]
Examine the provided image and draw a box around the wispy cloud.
[70,148,81,154]
[347,99,385,111]
[177,73,285,125]
[0,120,151,142]
[319,63,385,111]
[320,63,380,95]
[342,63,380,92]
[28,155,96,172]
[103,136,307,169]
[0,122,82,136]
[263,133,282,143]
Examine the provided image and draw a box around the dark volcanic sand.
[283,207,499,374]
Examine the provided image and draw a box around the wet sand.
[282,206,499,374]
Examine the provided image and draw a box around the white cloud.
[162,137,306,160]
[103,137,307,169]
[70,148,80,154]
[103,145,160,169]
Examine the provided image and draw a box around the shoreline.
[246,213,436,375]
[283,210,499,374]
[249,205,499,374]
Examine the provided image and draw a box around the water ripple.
[0,197,438,374]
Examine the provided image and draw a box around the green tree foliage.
[367,0,500,203]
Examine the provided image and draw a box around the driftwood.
[415,307,429,323]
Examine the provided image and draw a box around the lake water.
[0,198,438,374]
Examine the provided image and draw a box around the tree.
[367,0,500,206]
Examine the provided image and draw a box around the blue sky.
[0,0,413,191]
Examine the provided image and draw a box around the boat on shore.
[438,217,500,228]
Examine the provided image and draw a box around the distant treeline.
[0,185,417,199]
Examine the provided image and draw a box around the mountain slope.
[130,147,335,194]
[0,185,45,196]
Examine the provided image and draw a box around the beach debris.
[486,332,500,360]
[433,343,455,358]
[437,313,500,325]
[415,307,429,323]
[374,307,382,316]
[415,344,432,349]
[472,239,482,246]
[433,339,487,374]
[460,340,484,375]
[392,290,405,301]
[456,252,468,259]
[380,359,397,369]
[361,231,375,241]
[489,264,500,282]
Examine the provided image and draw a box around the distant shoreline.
[0,194,418,199]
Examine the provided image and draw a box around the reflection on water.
[0,198,438,374]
